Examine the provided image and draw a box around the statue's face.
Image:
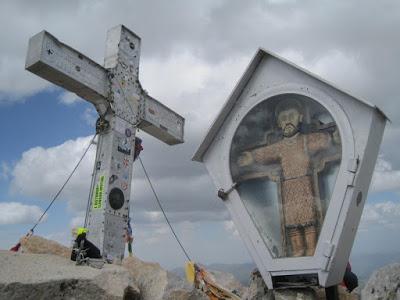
[277,107,302,137]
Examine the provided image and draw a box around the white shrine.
[193,48,387,288]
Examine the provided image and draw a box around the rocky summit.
[1,236,399,299]
[0,250,141,299]
[0,236,218,299]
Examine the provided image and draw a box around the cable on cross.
[29,134,97,233]
[138,156,192,262]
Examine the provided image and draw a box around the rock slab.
[361,263,400,300]
[0,250,140,300]
[122,256,205,300]
[20,235,71,259]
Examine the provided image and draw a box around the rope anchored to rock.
[10,134,97,251]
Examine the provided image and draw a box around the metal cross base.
[325,286,339,300]
[25,25,185,261]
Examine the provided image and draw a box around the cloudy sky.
[1,0,400,270]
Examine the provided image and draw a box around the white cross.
[26,25,185,260]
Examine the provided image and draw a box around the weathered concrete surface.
[20,235,71,259]
[361,263,400,300]
[0,250,140,299]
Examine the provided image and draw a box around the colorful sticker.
[121,182,128,190]
[117,137,131,155]
[123,158,129,167]
[92,175,105,209]
[109,174,118,184]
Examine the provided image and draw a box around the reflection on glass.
[230,95,341,258]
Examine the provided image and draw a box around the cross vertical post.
[85,26,142,261]
[25,25,184,261]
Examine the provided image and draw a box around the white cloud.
[10,135,96,212]
[0,202,45,225]
[223,220,239,238]
[0,55,51,102]
[140,51,250,132]
[70,215,85,229]
[371,156,400,192]
[9,134,228,224]
[82,107,97,127]
[44,231,70,247]
[360,201,400,230]
[280,49,368,101]
[0,162,11,181]
[2,0,400,265]
[58,92,83,105]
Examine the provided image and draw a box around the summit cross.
[25,25,184,260]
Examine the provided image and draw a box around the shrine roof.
[192,47,388,162]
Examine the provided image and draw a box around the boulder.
[314,285,359,300]
[207,269,247,297]
[361,263,400,300]
[0,250,140,299]
[20,235,71,259]
[274,288,317,300]
[5,235,239,300]
[242,270,274,300]
[122,256,199,300]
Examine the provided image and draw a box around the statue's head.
[275,99,303,137]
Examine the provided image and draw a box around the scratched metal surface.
[26,25,185,261]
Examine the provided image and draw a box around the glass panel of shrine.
[230,94,342,258]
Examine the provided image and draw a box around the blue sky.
[0,91,93,246]
[1,1,400,272]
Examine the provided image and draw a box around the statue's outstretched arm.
[237,143,280,167]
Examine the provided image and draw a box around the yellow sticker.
[93,175,105,209]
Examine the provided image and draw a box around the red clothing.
[10,243,21,252]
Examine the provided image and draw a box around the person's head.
[74,227,88,240]
[275,99,303,137]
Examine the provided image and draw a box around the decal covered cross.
[25,25,184,260]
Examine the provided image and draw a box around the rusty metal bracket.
[217,182,239,200]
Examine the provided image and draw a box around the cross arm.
[139,94,185,145]
[25,29,185,145]
[25,31,109,110]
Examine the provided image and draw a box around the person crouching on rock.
[71,227,101,261]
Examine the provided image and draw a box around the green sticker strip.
[92,175,105,209]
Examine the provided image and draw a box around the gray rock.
[122,256,196,300]
[274,288,317,300]
[361,263,400,300]
[242,270,274,300]
[208,269,247,297]
[0,250,140,299]
[166,288,209,300]
[243,270,319,300]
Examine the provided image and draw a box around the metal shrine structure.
[25,25,184,261]
[193,48,387,288]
